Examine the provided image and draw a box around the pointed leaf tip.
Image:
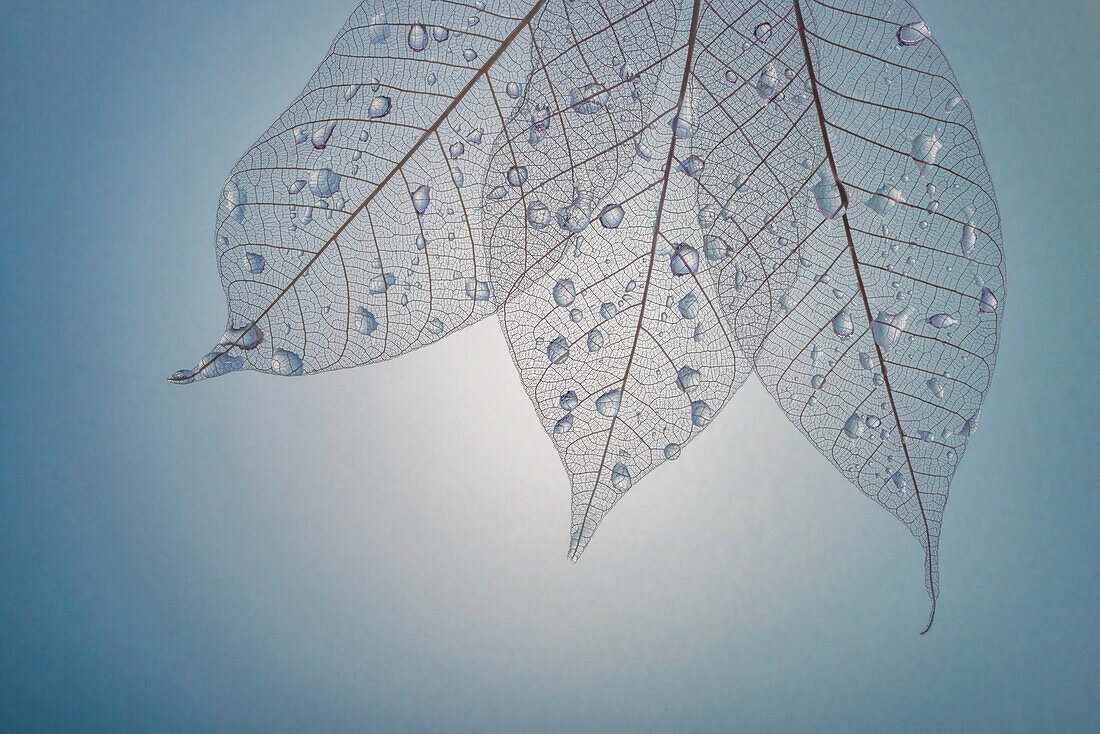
[167,368,197,385]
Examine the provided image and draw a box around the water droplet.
[910,133,942,177]
[462,47,478,61]
[368,95,392,118]
[610,462,632,492]
[245,252,265,274]
[892,471,908,493]
[676,366,702,394]
[407,22,428,51]
[505,81,522,98]
[506,165,527,186]
[678,292,698,319]
[554,414,574,434]
[810,374,825,389]
[308,168,341,198]
[756,63,779,99]
[871,306,914,351]
[897,20,930,46]
[560,390,579,411]
[526,201,550,229]
[811,171,846,219]
[569,82,609,114]
[680,155,705,177]
[433,26,449,42]
[832,309,854,338]
[843,412,866,439]
[411,184,431,214]
[219,324,263,350]
[552,279,576,307]
[271,348,303,376]
[223,179,247,222]
[960,223,977,255]
[486,185,507,200]
[557,199,589,232]
[690,400,713,427]
[354,307,378,335]
[465,278,490,301]
[288,179,306,195]
[703,234,729,261]
[664,443,681,460]
[587,329,605,352]
[547,336,569,364]
[599,204,624,228]
[670,243,699,276]
[866,185,905,215]
[596,389,622,417]
[369,272,395,293]
[927,377,945,399]
[343,84,360,101]
[311,121,337,149]
[928,313,957,329]
[599,302,617,320]
[754,22,772,43]
[978,287,998,313]
[945,95,963,113]
[426,317,445,334]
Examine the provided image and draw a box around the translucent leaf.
[168,0,544,383]
[484,0,748,560]
[696,0,1004,632]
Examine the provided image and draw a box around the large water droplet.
[311,121,337,149]
[670,243,699,276]
[587,329,605,352]
[871,306,914,351]
[547,336,569,364]
[272,348,303,376]
[843,412,866,439]
[664,443,681,460]
[756,63,779,99]
[506,165,527,186]
[223,179,247,222]
[676,366,702,394]
[678,292,698,319]
[960,223,977,255]
[866,185,905,215]
[245,252,265,274]
[308,168,341,198]
[927,313,957,329]
[220,324,264,350]
[465,278,490,301]
[811,170,846,219]
[897,20,930,46]
[610,462,632,492]
[978,287,998,313]
[569,82,609,114]
[552,279,576,307]
[354,307,378,335]
[599,204,624,228]
[596,389,622,417]
[411,184,431,214]
[526,201,550,229]
[832,310,854,338]
[368,95,392,118]
[754,22,772,43]
[910,133,943,177]
[407,22,428,51]
[690,400,713,427]
[560,390,579,411]
[680,155,705,177]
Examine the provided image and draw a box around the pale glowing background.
[1,0,1097,731]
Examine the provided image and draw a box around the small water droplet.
[411,184,431,214]
[552,279,576,307]
[610,462,632,492]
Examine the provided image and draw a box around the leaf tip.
[919,597,937,636]
[167,368,198,385]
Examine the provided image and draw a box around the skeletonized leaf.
[695,0,1003,631]
[484,0,747,560]
[169,0,545,383]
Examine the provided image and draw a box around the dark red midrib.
[178,0,547,380]
[791,0,936,632]
[571,0,704,559]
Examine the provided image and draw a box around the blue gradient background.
[1,1,1097,731]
